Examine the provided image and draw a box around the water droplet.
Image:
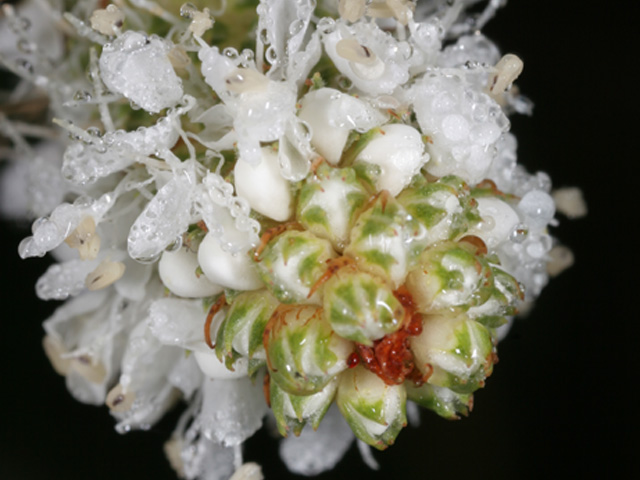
[265,45,278,64]
[509,223,529,243]
[316,17,336,34]
[165,235,183,252]
[289,19,304,36]
[259,28,270,45]
[336,75,352,90]
[129,100,141,110]
[133,252,161,264]
[17,39,35,54]
[73,90,92,102]
[73,195,94,208]
[86,126,102,137]
[16,58,33,75]
[223,47,238,59]
[18,16,31,30]
[180,2,198,18]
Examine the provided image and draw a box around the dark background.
[0,1,635,479]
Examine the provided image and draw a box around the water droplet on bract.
[133,252,161,264]
[259,28,270,45]
[180,2,198,18]
[19,16,31,30]
[129,100,141,110]
[73,195,94,208]
[265,46,278,64]
[17,39,35,54]
[86,126,102,138]
[289,19,304,36]
[74,90,92,102]
[509,223,529,243]
[241,49,254,62]
[165,235,183,252]
[337,75,352,90]
[16,58,33,75]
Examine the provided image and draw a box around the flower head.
[0,0,585,477]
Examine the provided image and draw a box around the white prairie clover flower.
[0,0,586,478]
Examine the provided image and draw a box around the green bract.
[265,305,352,396]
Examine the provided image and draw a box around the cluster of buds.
[0,0,584,477]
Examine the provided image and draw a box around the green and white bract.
[1,0,582,478]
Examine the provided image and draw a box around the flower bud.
[297,162,368,251]
[405,240,489,313]
[410,313,495,393]
[323,267,404,346]
[336,365,406,450]
[355,124,429,196]
[216,290,279,375]
[397,175,481,245]
[265,305,352,396]
[405,383,473,420]
[255,230,336,304]
[345,193,427,288]
[270,376,338,437]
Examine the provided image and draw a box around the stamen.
[335,38,378,66]
[85,259,126,291]
[106,383,136,413]
[71,354,106,383]
[64,216,101,260]
[188,8,214,37]
[224,68,269,94]
[90,5,125,36]
[338,0,366,23]
[489,54,524,95]
[42,335,72,376]
[366,0,414,26]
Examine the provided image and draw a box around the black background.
[0,1,635,479]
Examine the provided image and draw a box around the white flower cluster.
[0,0,584,478]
